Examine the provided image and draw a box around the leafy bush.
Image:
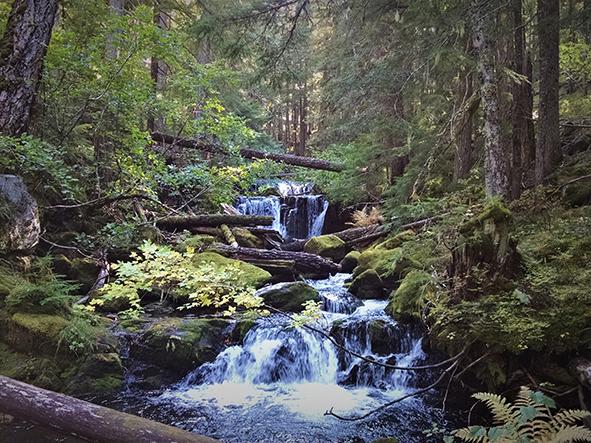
[449,386,591,442]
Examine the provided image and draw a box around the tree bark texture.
[0,0,59,135]
[471,0,511,199]
[535,0,561,184]
[0,376,218,443]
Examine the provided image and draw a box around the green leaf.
[519,406,538,423]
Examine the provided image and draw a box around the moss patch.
[192,252,271,288]
[340,250,360,273]
[386,270,433,321]
[304,235,347,261]
[349,269,384,299]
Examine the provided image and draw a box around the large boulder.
[67,352,124,394]
[340,250,360,273]
[133,317,232,374]
[386,270,433,321]
[304,234,347,261]
[255,281,320,312]
[348,269,385,299]
[353,247,421,289]
[0,175,40,252]
[192,252,272,288]
[4,312,69,353]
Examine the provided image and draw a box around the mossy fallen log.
[157,214,273,229]
[0,376,218,443]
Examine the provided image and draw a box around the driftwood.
[211,244,341,275]
[152,132,344,172]
[157,214,273,229]
[0,376,218,443]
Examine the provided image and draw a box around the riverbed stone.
[134,317,232,374]
[232,227,264,249]
[255,281,320,312]
[0,175,40,252]
[304,234,347,261]
[339,250,360,273]
[349,269,385,299]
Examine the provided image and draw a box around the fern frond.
[454,426,490,442]
[552,410,591,428]
[473,392,519,425]
[546,425,591,442]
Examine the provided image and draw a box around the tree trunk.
[156,214,274,229]
[0,0,59,135]
[298,84,308,156]
[471,0,511,199]
[535,0,561,184]
[151,132,345,172]
[148,4,170,133]
[0,376,217,443]
[453,64,474,182]
[106,0,125,59]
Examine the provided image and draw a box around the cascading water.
[235,181,329,240]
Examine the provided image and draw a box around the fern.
[452,387,591,443]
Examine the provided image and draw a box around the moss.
[374,230,416,250]
[0,342,66,390]
[232,227,264,249]
[8,312,70,349]
[349,269,384,299]
[53,255,99,292]
[340,250,360,273]
[192,252,271,288]
[386,270,433,321]
[176,234,217,252]
[232,316,258,343]
[0,264,25,299]
[66,352,124,394]
[354,247,421,288]
[256,282,320,312]
[304,235,347,261]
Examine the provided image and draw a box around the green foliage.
[96,241,266,316]
[451,386,591,442]
[57,306,102,355]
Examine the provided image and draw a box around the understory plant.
[449,386,591,442]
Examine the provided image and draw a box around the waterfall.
[235,181,328,240]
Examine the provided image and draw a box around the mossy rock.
[66,352,124,394]
[304,235,348,261]
[353,248,420,289]
[231,316,258,343]
[192,252,271,288]
[232,227,264,249]
[367,319,394,354]
[255,281,320,312]
[134,317,232,374]
[176,234,217,252]
[349,269,385,299]
[0,342,64,390]
[53,255,99,292]
[6,312,70,352]
[386,270,432,321]
[374,230,416,250]
[340,251,360,273]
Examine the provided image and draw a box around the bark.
[0,376,218,443]
[453,40,475,182]
[148,4,170,132]
[297,84,308,156]
[211,244,341,275]
[151,132,345,172]
[471,0,511,199]
[0,0,59,135]
[157,214,274,229]
[535,0,561,184]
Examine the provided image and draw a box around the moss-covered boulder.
[304,235,347,261]
[66,352,124,394]
[255,281,320,312]
[374,230,416,250]
[231,316,258,343]
[53,255,100,292]
[340,251,360,273]
[133,317,232,374]
[349,269,384,299]
[232,227,264,249]
[5,312,69,352]
[386,270,433,321]
[353,247,421,289]
[192,252,271,288]
[176,234,217,252]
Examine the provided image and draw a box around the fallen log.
[220,224,238,247]
[152,132,344,172]
[157,214,273,229]
[0,376,218,443]
[211,244,341,275]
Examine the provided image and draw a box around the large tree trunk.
[0,0,59,135]
[148,3,170,133]
[535,0,561,184]
[0,376,217,443]
[151,132,345,172]
[471,0,511,199]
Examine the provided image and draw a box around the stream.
[99,182,460,442]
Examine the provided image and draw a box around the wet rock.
[67,353,124,394]
[133,317,233,374]
[340,250,360,273]
[304,234,347,261]
[0,175,40,252]
[232,227,264,249]
[349,269,385,299]
[256,281,320,312]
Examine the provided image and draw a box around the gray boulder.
[0,175,40,252]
